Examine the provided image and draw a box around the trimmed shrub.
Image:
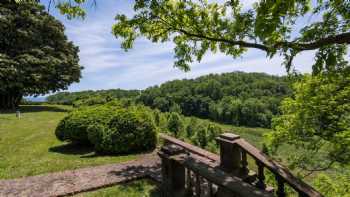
[56,102,158,154]
[55,102,122,144]
[88,107,157,154]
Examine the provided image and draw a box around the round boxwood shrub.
[88,107,158,154]
[56,102,158,154]
[55,102,122,144]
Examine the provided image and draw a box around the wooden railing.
[234,138,322,197]
[158,133,323,197]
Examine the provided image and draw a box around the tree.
[207,123,221,140]
[0,0,81,109]
[186,117,198,138]
[268,70,350,172]
[28,1,349,74]
[136,72,289,128]
[169,103,182,113]
[112,0,349,73]
[167,112,183,137]
[194,124,208,148]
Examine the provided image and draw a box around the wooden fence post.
[216,133,242,174]
[216,133,243,197]
[158,144,186,197]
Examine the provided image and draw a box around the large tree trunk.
[0,92,22,110]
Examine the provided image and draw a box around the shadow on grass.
[49,143,95,155]
[20,105,69,113]
[80,149,155,159]
[50,142,156,159]
[0,105,69,114]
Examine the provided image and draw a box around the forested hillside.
[47,72,291,128]
[47,89,140,105]
[137,72,291,128]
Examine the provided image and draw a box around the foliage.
[47,89,140,105]
[49,72,290,128]
[56,102,157,154]
[55,103,122,144]
[0,0,81,109]
[312,172,350,197]
[138,72,291,128]
[161,111,223,150]
[207,124,221,141]
[112,0,350,74]
[88,106,157,154]
[72,95,112,107]
[33,0,349,75]
[268,71,350,171]
[167,112,183,137]
[193,124,208,148]
[185,117,198,138]
[15,0,94,19]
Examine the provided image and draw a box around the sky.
[40,0,317,92]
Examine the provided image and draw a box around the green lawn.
[0,104,271,180]
[74,179,160,197]
[0,105,139,180]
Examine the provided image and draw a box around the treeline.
[46,89,140,105]
[138,72,291,128]
[47,72,292,128]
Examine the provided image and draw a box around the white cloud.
[52,0,318,92]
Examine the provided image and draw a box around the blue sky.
[40,0,316,92]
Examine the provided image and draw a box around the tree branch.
[177,28,269,52]
[155,13,349,54]
[300,160,335,178]
[287,32,350,51]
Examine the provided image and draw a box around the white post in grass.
[16,110,21,119]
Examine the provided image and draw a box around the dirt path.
[0,153,161,197]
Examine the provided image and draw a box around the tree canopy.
[138,72,291,128]
[0,0,82,109]
[23,0,349,73]
[48,72,291,128]
[269,69,350,172]
[112,0,349,73]
[47,89,140,105]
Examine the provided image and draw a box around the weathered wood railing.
[158,133,323,197]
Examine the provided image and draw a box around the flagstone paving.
[0,152,161,197]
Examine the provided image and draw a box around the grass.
[74,179,160,197]
[179,115,272,149]
[0,105,139,180]
[0,104,273,180]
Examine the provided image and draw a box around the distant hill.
[47,72,292,128]
[137,72,292,128]
[46,89,140,105]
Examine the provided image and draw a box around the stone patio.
[0,153,161,197]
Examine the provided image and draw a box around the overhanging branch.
[155,15,349,55]
[177,28,269,52]
[292,32,350,51]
